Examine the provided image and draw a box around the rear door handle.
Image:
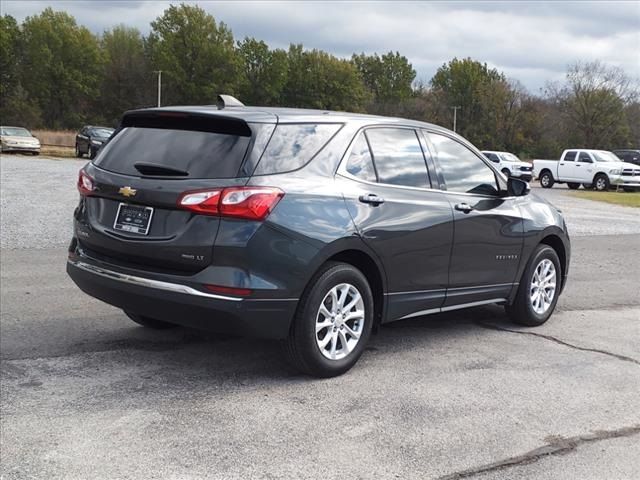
[455,203,474,213]
[359,194,385,206]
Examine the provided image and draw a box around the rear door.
[558,150,578,180]
[338,127,454,321]
[76,111,274,273]
[424,131,524,307]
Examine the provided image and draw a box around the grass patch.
[40,145,77,158]
[571,190,640,208]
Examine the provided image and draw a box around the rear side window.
[345,134,377,182]
[564,151,577,162]
[254,123,341,175]
[94,127,251,179]
[365,128,429,188]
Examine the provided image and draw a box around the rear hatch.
[76,110,276,274]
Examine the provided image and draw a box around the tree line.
[1,4,638,159]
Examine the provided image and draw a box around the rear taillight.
[77,170,95,196]
[178,187,284,221]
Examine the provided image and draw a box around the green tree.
[283,44,369,111]
[147,4,240,105]
[237,37,288,105]
[352,51,416,107]
[20,8,102,128]
[99,25,151,125]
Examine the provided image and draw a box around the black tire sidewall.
[540,172,553,188]
[294,264,374,376]
[519,245,561,325]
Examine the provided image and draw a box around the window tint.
[345,133,377,182]
[427,132,498,196]
[254,123,341,175]
[365,128,429,188]
[94,127,251,179]
[564,151,577,162]
[578,152,593,163]
[484,152,499,163]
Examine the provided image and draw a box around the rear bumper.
[67,254,298,339]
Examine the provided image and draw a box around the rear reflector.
[178,187,284,221]
[77,169,95,196]
[203,284,252,297]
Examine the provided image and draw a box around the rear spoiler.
[120,110,252,137]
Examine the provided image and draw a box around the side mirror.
[507,177,530,197]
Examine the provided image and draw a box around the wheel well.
[327,250,385,327]
[540,168,552,177]
[540,235,567,285]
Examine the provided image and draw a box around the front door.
[424,131,524,307]
[337,128,454,321]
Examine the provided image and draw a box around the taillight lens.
[178,187,284,221]
[77,169,95,196]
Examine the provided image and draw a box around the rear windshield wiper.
[133,162,189,177]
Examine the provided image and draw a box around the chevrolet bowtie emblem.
[118,186,137,197]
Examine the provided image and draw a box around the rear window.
[253,123,341,175]
[94,127,251,179]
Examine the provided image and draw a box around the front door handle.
[455,202,474,213]
[359,194,385,206]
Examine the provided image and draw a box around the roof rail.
[217,94,245,109]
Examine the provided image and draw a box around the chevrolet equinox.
[67,96,571,377]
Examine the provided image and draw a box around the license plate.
[113,203,154,235]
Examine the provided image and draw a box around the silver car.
[0,126,41,155]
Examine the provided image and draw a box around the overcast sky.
[3,1,639,92]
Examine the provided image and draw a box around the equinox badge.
[119,186,137,197]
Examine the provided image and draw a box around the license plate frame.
[113,203,154,236]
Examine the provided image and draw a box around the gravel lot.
[1,154,639,479]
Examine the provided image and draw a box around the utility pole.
[451,106,461,133]
[154,70,162,107]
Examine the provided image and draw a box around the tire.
[87,146,94,159]
[501,168,511,178]
[505,244,561,327]
[539,171,554,188]
[567,182,580,190]
[124,311,177,329]
[593,174,610,191]
[75,143,82,158]
[282,262,374,377]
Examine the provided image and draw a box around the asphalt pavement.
[1,154,639,479]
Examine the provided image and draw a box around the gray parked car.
[67,97,571,377]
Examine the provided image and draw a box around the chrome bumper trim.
[68,259,243,302]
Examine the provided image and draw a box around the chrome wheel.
[595,177,607,191]
[530,259,556,315]
[541,174,550,187]
[315,283,365,360]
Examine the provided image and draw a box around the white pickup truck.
[533,149,640,192]
[481,151,533,182]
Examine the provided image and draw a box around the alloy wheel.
[530,259,556,315]
[315,283,365,360]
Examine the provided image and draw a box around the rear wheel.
[124,311,177,329]
[539,171,554,188]
[506,244,561,327]
[593,174,610,191]
[282,262,373,377]
[567,182,580,190]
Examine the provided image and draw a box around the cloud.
[3,0,639,91]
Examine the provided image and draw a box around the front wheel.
[75,143,82,158]
[282,262,373,377]
[593,174,610,191]
[501,168,511,178]
[505,244,561,327]
[567,182,580,190]
[539,171,554,188]
[124,311,177,329]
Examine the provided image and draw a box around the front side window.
[345,133,377,182]
[254,123,341,175]
[483,152,500,163]
[365,128,429,188]
[427,132,499,196]
[564,151,577,162]
[578,152,593,163]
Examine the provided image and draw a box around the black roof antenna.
[217,94,245,109]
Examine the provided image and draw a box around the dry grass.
[32,130,76,147]
[41,145,77,158]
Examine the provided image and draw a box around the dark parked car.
[67,97,571,377]
[75,126,115,159]
[613,149,640,167]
